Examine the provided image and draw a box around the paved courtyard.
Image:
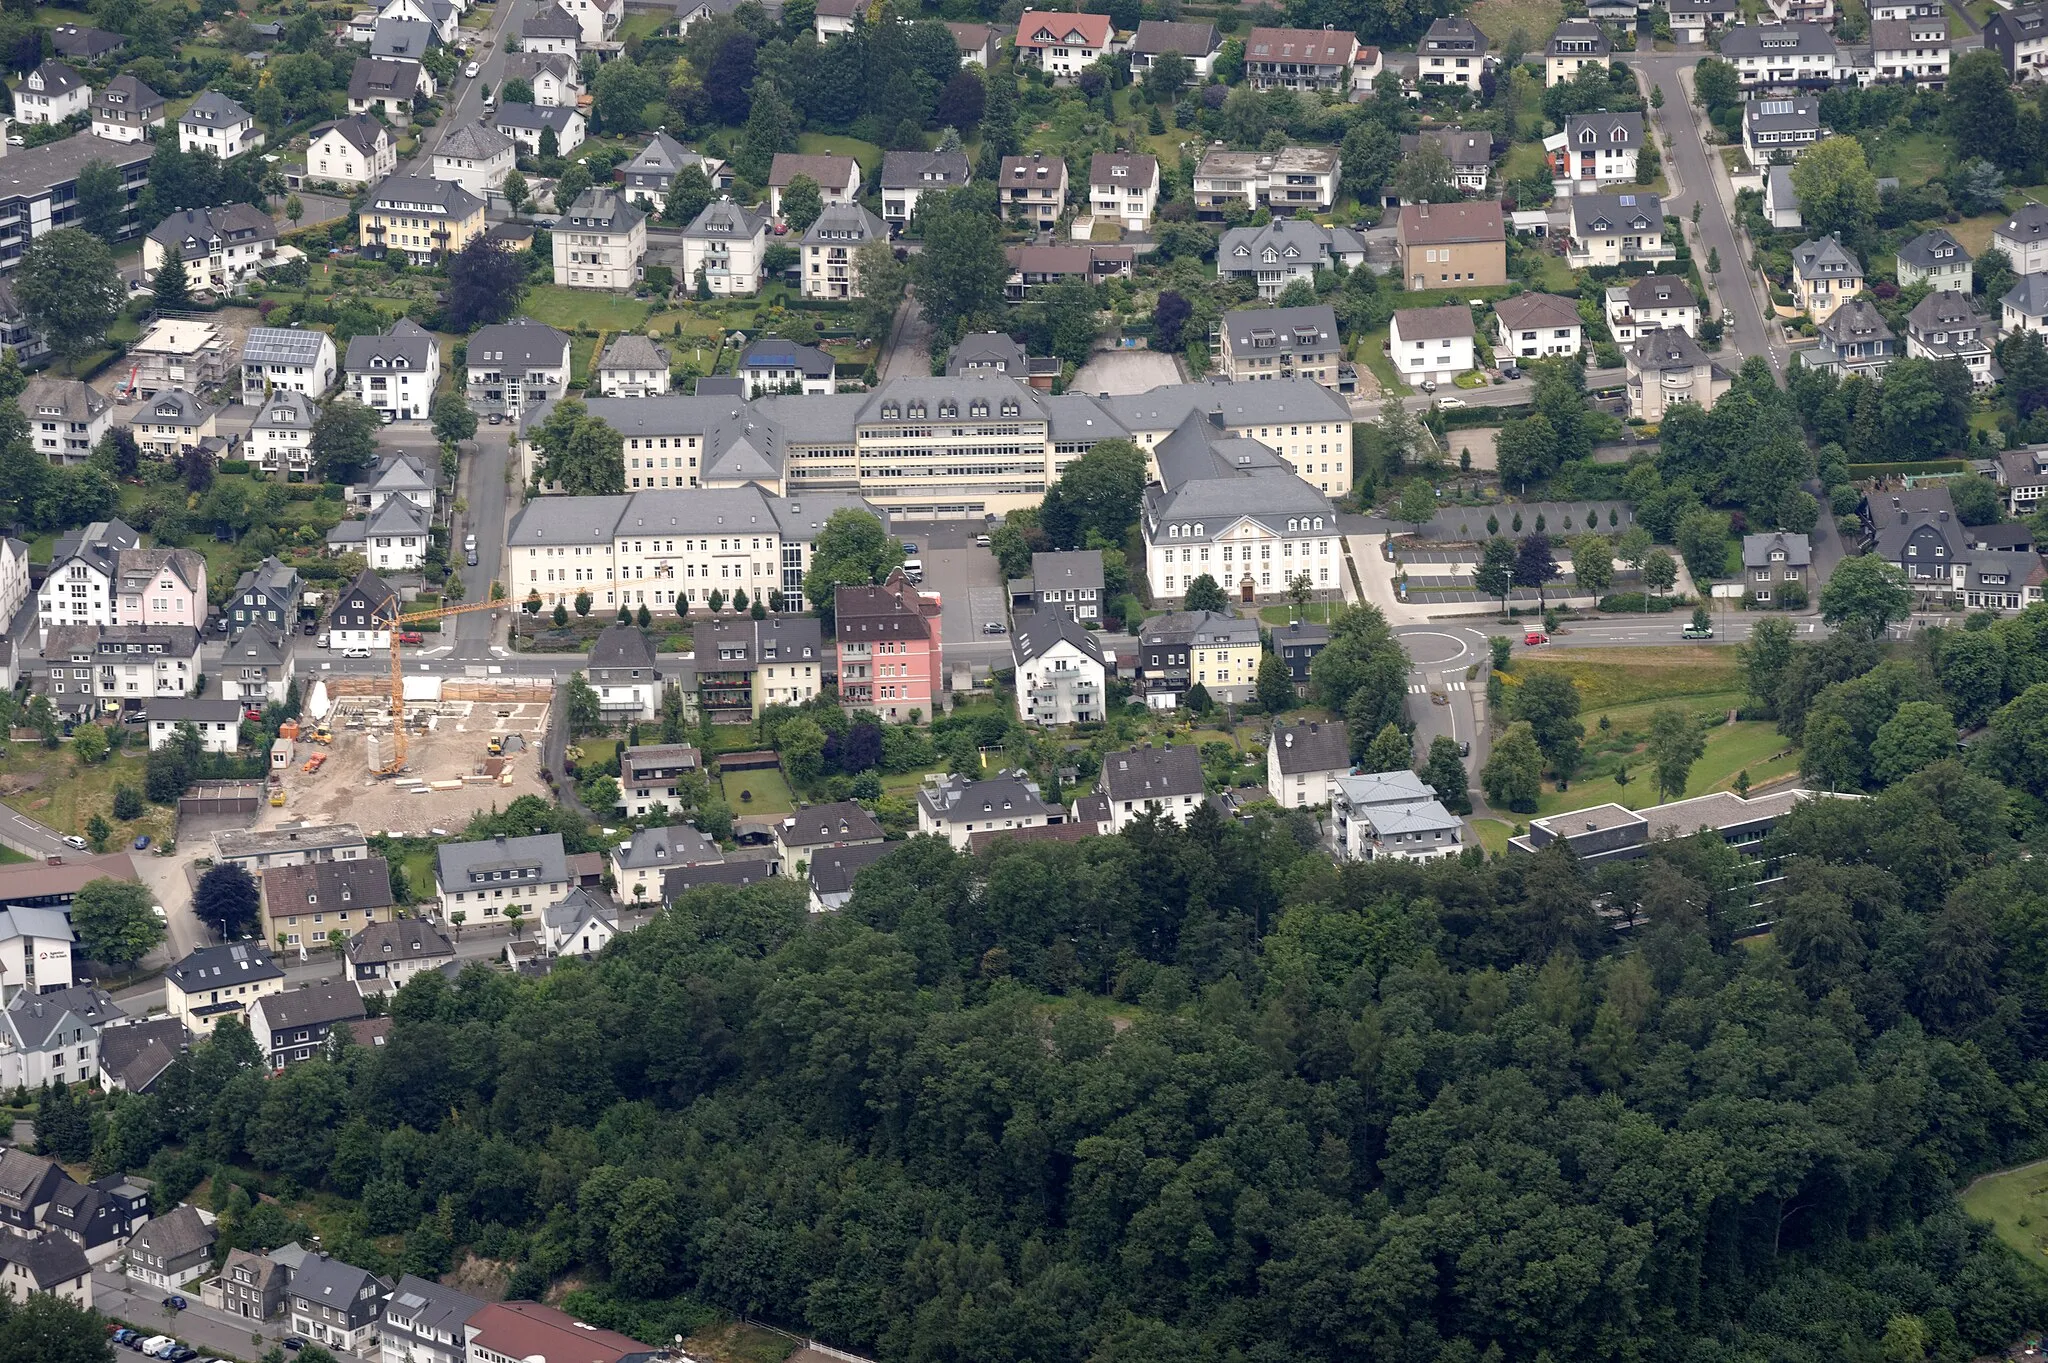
[1072,347,1180,395]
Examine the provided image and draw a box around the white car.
[343,648,372,659]
[465,60,480,77]
[1437,397,1467,408]
[60,835,86,850]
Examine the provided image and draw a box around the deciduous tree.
[70,877,162,966]
[18,228,122,367]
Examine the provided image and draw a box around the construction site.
[263,676,558,835]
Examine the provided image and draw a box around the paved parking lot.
[1072,348,1180,395]
[902,521,1013,687]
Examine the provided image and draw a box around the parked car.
[162,1296,187,1311]
[467,549,479,566]
[343,648,372,659]
[982,620,1006,634]
[1437,397,1466,408]
[243,707,262,721]
[1523,632,1549,646]
[900,541,918,554]
[974,534,991,547]
[397,630,425,644]
[133,835,151,850]
[282,1341,307,1354]
[464,60,480,77]
[1680,624,1714,639]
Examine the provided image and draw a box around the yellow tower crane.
[376,597,512,775]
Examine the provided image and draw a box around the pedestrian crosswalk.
[1408,680,1470,694]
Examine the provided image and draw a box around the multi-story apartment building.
[1720,22,1840,85]
[144,204,277,296]
[0,134,152,270]
[115,548,207,632]
[1088,153,1159,230]
[1871,15,1949,83]
[680,198,766,296]
[695,616,824,720]
[248,390,316,479]
[1605,273,1699,342]
[800,202,887,300]
[1218,304,1345,388]
[1013,10,1112,80]
[554,188,645,290]
[178,92,262,157]
[465,318,571,420]
[1790,235,1863,321]
[19,378,109,466]
[434,832,573,924]
[1216,219,1368,298]
[999,151,1068,229]
[1242,27,1360,90]
[1011,611,1104,726]
[432,121,515,200]
[1193,145,1340,216]
[358,175,486,266]
[880,149,971,225]
[88,74,163,142]
[241,328,337,401]
[39,624,203,719]
[304,115,396,188]
[835,572,941,720]
[1547,111,1642,189]
[1567,192,1670,268]
[1742,97,1824,167]
[1544,18,1609,85]
[36,520,137,644]
[345,318,440,421]
[1626,327,1733,421]
[616,743,703,818]
[1396,200,1507,289]
[126,387,218,461]
[163,944,284,1036]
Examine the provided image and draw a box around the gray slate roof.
[349,55,425,102]
[683,198,766,240]
[776,800,884,848]
[802,201,886,246]
[523,2,583,37]
[564,186,644,233]
[1011,608,1104,665]
[312,114,387,157]
[438,120,513,161]
[1222,303,1338,351]
[365,174,482,220]
[880,149,970,191]
[1792,235,1861,280]
[129,1204,216,1262]
[345,317,437,372]
[255,388,318,432]
[1570,192,1662,237]
[256,981,364,1032]
[1130,19,1219,54]
[468,317,569,368]
[598,333,669,371]
[1271,720,1350,776]
[1898,228,1970,270]
[181,90,251,125]
[614,824,719,870]
[2005,274,2048,318]
[1742,532,1812,568]
[148,204,275,260]
[1720,21,1838,56]
[435,832,570,889]
[1102,744,1204,801]
[167,944,283,994]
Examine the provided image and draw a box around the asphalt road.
[94,1267,289,1361]
[451,425,513,658]
[396,1,521,177]
[1398,365,1628,415]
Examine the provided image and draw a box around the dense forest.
[72,713,2048,1363]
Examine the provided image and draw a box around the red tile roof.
[1015,10,1113,50]
[464,1301,657,1363]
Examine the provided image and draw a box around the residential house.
[880,148,971,225]
[213,1249,291,1323]
[769,800,885,877]
[1389,305,1476,387]
[1401,127,1494,194]
[1790,235,1863,321]
[664,858,775,899]
[1267,719,1350,808]
[94,1017,186,1094]
[738,336,836,396]
[1765,164,1803,228]
[1626,327,1733,420]
[946,20,1001,65]
[766,152,862,218]
[1419,15,1490,86]
[221,624,293,709]
[554,187,645,289]
[378,0,457,44]
[800,201,887,300]
[560,0,622,45]
[49,25,125,62]
[1742,531,1811,604]
[1100,743,1204,830]
[259,856,393,951]
[328,494,431,571]
[249,983,366,1067]
[36,519,138,642]
[0,986,112,1091]
[228,558,299,635]
[1136,609,1263,704]
[1545,18,1609,85]
[178,91,261,157]
[345,318,440,420]
[360,174,486,265]
[143,699,243,753]
[1905,289,1995,387]
[1218,303,1346,388]
[1127,20,1220,79]
[1000,151,1069,228]
[0,1150,66,1239]
[609,824,720,905]
[19,378,109,466]
[124,1207,214,1289]
[38,624,203,720]
[432,121,515,199]
[945,331,1060,386]
[327,569,399,650]
[613,130,721,212]
[2001,446,2048,514]
[126,388,218,460]
[125,314,233,396]
[836,572,942,720]
[812,0,861,39]
[504,51,584,110]
[1805,296,1896,377]
[1871,14,1949,83]
[466,317,571,420]
[1088,152,1159,230]
[2005,274,2048,337]
[12,62,87,125]
[1242,26,1360,90]
[347,56,427,124]
[434,832,573,925]
[616,743,704,818]
[808,842,897,913]
[1217,218,1368,298]
[680,198,767,296]
[1605,273,1699,342]
[1493,292,1584,360]
[1013,10,1113,80]
[1567,191,1668,268]
[304,115,396,189]
[380,1276,486,1363]
[1192,145,1340,215]
[144,203,277,296]
[1897,228,1972,292]
[1743,96,1824,166]
[241,327,337,400]
[352,450,440,516]
[368,16,435,63]
[1004,243,1135,298]
[1011,611,1105,726]
[596,334,672,397]
[521,1,583,54]
[915,771,1056,849]
[287,1254,391,1355]
[695,616,824,720]
[1030,549,1104,621]
[588,621,663,722]
[248,390,317,478]
[1986,3,2048,78]
[163,944,285,1036]
[1396,200,1508,290]
[88,74,163,143]
[1995,203,2048,276]
[1547,112,1643,190]
[1329,769,1463,862]
[0,1233,90,1308]
[1273,619,1329,691]
[1719,22,1841,86]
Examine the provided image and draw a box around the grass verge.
[0,744,174,844]
[1472,817,1517,856]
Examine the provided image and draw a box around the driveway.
[914,522,1011,684]
[879,294,934,382]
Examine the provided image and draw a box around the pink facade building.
[836,571,942,720]
[117,548,208,631]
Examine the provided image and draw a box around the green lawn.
[1532,718,1795,816]
[1513,646,1744,711]
[1469,0,1564,46]
[613,8,669,40]
[796,133,885,178]
[1357,328,1403,390]
[1962,1160,2048,1275]
[0,743,176,845]
[1472,817,1517,856]
[1864,129,1948,188]
[1528,252,1580,293]
[721,769,794,815]
[1503,141,1549,184]
[519,284,654,333]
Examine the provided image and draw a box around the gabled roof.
[1494,292,1582,332]
[1791,235,1861,279]
[1244,26,1358,64]
[1223,302,1339,351]
[51,25,126,60]
[469,317,569,368]
[775,800,884,848]
[0,1232,87,1287]
[768,152,860,190]
[437,120,513,161]
[225,622,289,668]
[243,326,331,368]
[1218,218,1363,268]
[1403,126,1494,168]
[1015,9,1113,49]
[564,187,644,233]
[1396,200,1505,246]
[166,943,284,994]
[263,857,395,916]
[1742,531,1812,568]
[20,61,83,98]
[20,376,108,426]
[808,841,897,899]
[880,149,970,191]
[345,317,438,371]
[523,2,583,37]
[368,18,433,58]
[365,174,482,219]
[148,204,276,260]
[97,1017,188,1092]
[129,1204,216,1262]
[918,771,1056,825]
[1130,19,1219,55]
[1570,191,1662,237]
[1545,17,1609,55]
[1898,228,1970,270]
[1101,744,1203,802]
[1089,152,1158,190]
[311,114,388,157]
[1719,21,1838,56]
[589,621,658,671]
[1391,304,1474,342]
[1011,608,1103,666]
[1564,110,1643,148]
[542,885,616,932]
[1626,274,1696,309]
[1271,720,1350,775]
[348,918,454,963]
[181,90,251,125]
[254,981,366,1034]
[2005,273,2048,318]
[612,824,719,870]
[739,336,834,378]
[254,388,318,433]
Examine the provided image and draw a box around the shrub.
[1598,592,1678,613]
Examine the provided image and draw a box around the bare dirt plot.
[271,700,554,837]
[1072,348,1182,395]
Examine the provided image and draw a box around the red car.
[1524,632,1549,646]
[398,630,424,644]
[243,708,262,721]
